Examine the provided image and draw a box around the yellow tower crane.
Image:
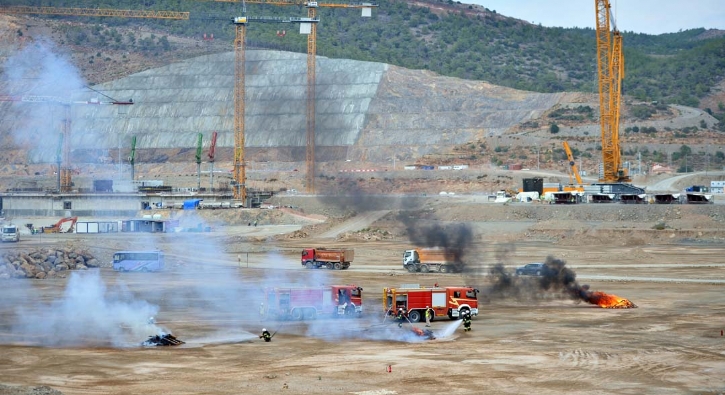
[203,0,377,196]
[231,15,320,204]
[594,0,628,183]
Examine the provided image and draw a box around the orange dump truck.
[403,248,461,273]
[301,248,354,270]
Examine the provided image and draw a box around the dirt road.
[1,232,724,395]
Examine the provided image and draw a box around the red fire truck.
[383,284,479,322]
[262,284,363,320]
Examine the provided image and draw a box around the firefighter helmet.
[262,328,267,332]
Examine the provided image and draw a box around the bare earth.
[1,198,725,395]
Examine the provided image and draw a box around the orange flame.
[588,291,637,309]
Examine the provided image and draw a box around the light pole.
[536,144,540,171]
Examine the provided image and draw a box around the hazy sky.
[461,0,725,35]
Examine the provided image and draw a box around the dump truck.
[262,284,363,320]
[301,248,354,270]
[384,284,479,321]
[403,248,461,273]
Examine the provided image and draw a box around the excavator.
[43,217,78,233]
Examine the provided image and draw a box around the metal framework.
[231,15,319,203]
[0,6,189,19]
[595,0,628,182]
[206,0,377,195]
[562,141,583,186]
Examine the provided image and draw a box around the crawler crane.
[593,0,643,196]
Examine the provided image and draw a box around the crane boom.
[208,131,218,192]
[562,141,583,186]
[0,6,189,19]
[208,131,218,162]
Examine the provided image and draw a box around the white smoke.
[11,270,162,347]
[1,39,86,162]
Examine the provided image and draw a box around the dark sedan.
[515,263,548,276]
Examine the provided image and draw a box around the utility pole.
[536,144,540,170]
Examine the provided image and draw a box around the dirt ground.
[1,198,725,395]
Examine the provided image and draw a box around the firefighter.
[260,328,272,342]
[396,308,405,328]
[425,306,433,327]
[462,311,472,332]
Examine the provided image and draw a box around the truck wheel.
[305,262,315,269]
[459,307,470,319]
[440,265,448,273]
[408,310,421,322]
[420,265,429,273]
[304,308,317,320]
[326,263,334,270]
[406,265,417,273]
[334,262,342,270]
[291,309,303,320]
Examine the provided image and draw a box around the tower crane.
[231,14,319,204]
[203,0,377,196]
[208,131,219,191]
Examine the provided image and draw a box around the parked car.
[515,263,548,276]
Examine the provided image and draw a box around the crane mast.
[195,133,204,191]
[595,0,629,183]
[208,131,218,191]
[205,0,377,196]
[129,135,137,181]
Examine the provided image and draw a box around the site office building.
[384,284,479,322]
[263,284,363,320]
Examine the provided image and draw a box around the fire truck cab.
[383,284,478,322]
[263,284,363,320]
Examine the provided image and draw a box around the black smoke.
[403,218,475,273]
[485,255,590,303]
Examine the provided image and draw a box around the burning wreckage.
[490,256,638,309]
[142,333,185,347]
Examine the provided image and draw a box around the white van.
[1,224,20,242]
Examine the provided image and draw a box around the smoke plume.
[9,270,161,347]
[1,40,86,162]
[485,255,593,303]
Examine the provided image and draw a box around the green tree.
[550,123,560,134]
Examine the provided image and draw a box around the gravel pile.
[0,247,99,280]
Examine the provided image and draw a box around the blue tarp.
[183,199,202,210]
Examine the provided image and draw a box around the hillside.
[2,0,724,115]
[0,2,724,195]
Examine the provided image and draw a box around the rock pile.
[0,247,100,280]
